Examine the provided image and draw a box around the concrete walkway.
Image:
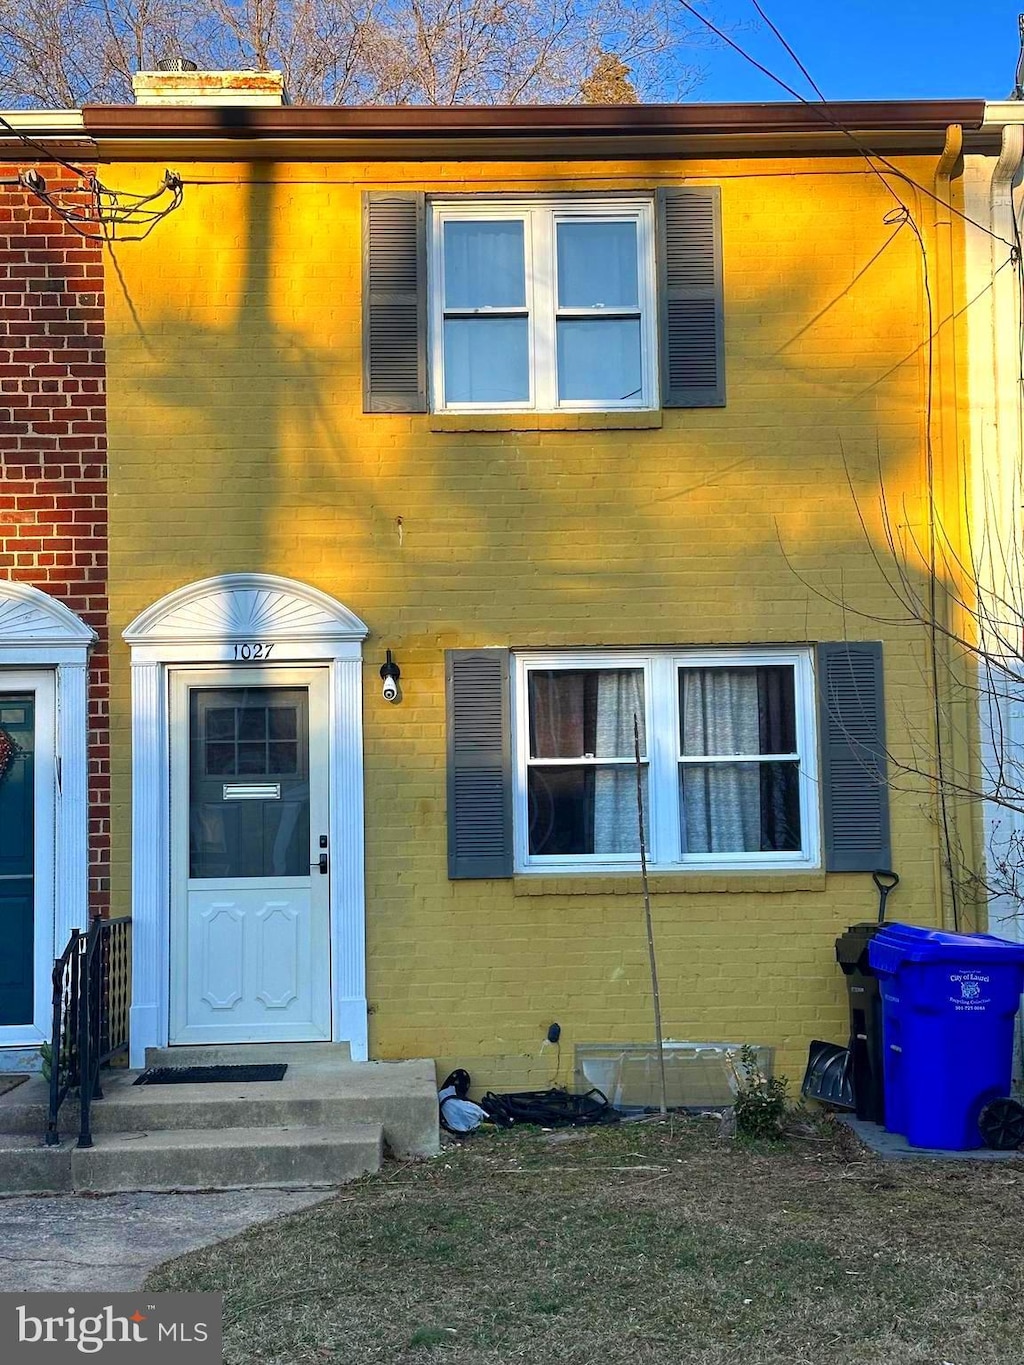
[0,1188,332,1291]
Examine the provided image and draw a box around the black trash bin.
[835,924,886,1124]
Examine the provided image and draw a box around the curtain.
[528,669,644,856]
[681,667,799,854]
[443,220,525,309]
[593,669,645,854]
[681,669,761,853]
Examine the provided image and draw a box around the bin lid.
[835,923,885,971]
[867,922,1024,973]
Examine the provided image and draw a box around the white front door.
[169,668,331,1044]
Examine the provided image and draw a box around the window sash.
[430,199,657,413]
[513,650,819,873]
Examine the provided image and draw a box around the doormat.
[133,1064,288,1085]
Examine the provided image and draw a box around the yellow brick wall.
[105,152,974,1089]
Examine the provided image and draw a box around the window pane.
[529,765,646,856]
[189,687,310,879]
[556,319,642,403]
[681,761,801,853]
[680,666,796,757]
[556,221,638,308]
[444,317,529,404]
[444,220,525,309]
[528,669,645,759]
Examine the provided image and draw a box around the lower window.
[514,650,819,872]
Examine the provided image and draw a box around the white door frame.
[123,573,369,1068]
[0,581,94,1053]
[168,664,332,1044]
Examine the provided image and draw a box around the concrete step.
[0,1123,383,1195]
[0,1059,439,1160]
[143,1043,352,1067]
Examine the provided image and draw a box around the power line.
[0,112,182,240]
[710,0,970,926]
[676,0,1017,251]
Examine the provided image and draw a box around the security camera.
[380,649,401,703]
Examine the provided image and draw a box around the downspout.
[930,124,965,929]
[987,122,1024,948]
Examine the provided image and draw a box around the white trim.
[429,196,658,414]
[124,574,369,1066]
[0,579,96,651]
[0,582,93,1050]
[513,647,819,875]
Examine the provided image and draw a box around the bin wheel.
[978,1098,1024,1151]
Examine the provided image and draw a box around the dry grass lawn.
[147,1117,1024,1363]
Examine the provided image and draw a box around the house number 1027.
[234,642,274,660]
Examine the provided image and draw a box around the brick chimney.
[131,68,288,106]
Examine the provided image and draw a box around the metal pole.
[634,714,668,1118]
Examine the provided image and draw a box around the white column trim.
[331,658,368,1060]
[54,661,89,951]
[129,659,169,1065]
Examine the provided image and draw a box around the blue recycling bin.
[868,923,1024,1150]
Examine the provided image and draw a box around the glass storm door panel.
[0,695,34,1026]
[170,670,331,1046]
[189,688,311,881]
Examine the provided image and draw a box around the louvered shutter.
[817,642,892,872]
[446,649,513,879]
[656,187,725,408]
[362,192,427,413]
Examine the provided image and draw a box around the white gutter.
[0,109,85,138]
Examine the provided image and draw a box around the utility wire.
[710,0,968,925]
[0,111,182,240]
[676,0,1017,251]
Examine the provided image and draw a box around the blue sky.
[695,1,1023,102]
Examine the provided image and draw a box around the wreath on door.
[0,727,18,784]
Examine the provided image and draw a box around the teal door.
[0,695,35,1026]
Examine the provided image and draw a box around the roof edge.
[81,98,989,141]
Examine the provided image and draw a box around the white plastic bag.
[438,1086,488,1133]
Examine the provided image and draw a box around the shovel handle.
[872,869,899,922]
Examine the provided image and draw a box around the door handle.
[317,853,329,875]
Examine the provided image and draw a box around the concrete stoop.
[0,1051,439,1195]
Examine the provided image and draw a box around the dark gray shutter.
[656,186,725,408]
[446,649,513,879]
[817,642,891,872]
[362,192,427,413]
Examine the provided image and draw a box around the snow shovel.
[801,1039,855,1109]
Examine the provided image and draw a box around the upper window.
[430,198,658,413]
[513,649,819,873]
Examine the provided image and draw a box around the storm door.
[0,672,55,1044]
[169,668,331,1044]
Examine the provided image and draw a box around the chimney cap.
[156,56,199,73]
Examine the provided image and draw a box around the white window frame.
[513,648,820,874]
[429,197,659,414]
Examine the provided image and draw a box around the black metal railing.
[44,929,84,1146]
[45,917,132,1149]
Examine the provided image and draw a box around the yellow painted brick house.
[85,80,994,1089]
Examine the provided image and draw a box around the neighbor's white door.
[169,668,331,1044]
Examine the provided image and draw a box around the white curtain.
[681,670,760,853]
[593,670,645,854]
[443,220,525,308]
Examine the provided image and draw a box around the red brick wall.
[0,164,109,918]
